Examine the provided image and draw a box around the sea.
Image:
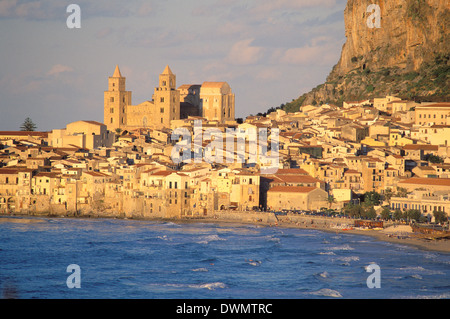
[0,216,449,299]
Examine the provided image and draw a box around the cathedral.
[104,65,235,131]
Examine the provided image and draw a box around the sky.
[0,0,347,132]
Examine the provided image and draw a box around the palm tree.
[327,195,336,210]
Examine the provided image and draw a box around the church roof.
[202,81,227,88]
[113,65,122,77]
[162,65,173,75]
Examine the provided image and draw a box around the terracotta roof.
[416,103,450,108]
[399,177,450,186]
[268,186,317,193]
[272,175,321,184]
[274,168,309,175]
[403,144,439,150]
[0,131,48,137]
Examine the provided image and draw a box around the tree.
[406,209,422,222]
[363,206,377,220]
[362,191,382,207]
[380,206,391,220]
[393,209,403,221]
[383,188,394,203]
[396,187,408,198]
[344,203,363,218]
[327,195,336,209]
[433,210,448,224]
[20,117,37,131]
[424,154,444,164]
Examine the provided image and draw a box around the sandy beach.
[1,213,449,254]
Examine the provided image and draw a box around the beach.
[1,213,449,254]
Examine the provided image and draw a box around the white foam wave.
[397,266,444,275]
[191,268,208,272]
[318,251,336,255]
[326,244,354,251]
[308,288,342,298]
[188,282,227,290]
[334,256,360,263]
[196,234,226,244]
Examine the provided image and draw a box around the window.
[110,108,114,113]
[161,118,163,123]
[110,97,114,102]
[110,118,113,124]
[169,181,172,189]
[160,108,164,113]
[174,182,178,189]
[160,97,165,103]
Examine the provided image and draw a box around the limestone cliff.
[284,0,449,111]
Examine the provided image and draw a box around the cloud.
[0,0,156,20]
[47,64,74,76]
[226,38,264,65]
[0,0,62,19]
[250,0,336,15]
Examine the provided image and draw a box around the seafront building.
[0,65,449,220]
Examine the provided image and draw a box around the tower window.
[110,108,114,113]
[160,108,164,113]
[160,97,165,103]
[110,97,114,102]
[110,118,113,124]
[162,81,166,86]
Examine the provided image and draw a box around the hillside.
[283,0,450,113]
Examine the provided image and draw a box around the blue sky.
[0,0,347,131]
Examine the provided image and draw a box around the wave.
[315,271,330,279]
[400,292,450,299]
[188,282,227,290]
[308,288,342,298]
[157,235,171,241]
[326,244,354,251]
[397,266,444,275]
[148,281,227,291]
[333,256,360,263]
[318,251,336,255]
[265,235,281,244]
[191,268,208,272]
[196,234,226,244]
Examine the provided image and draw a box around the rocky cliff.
[285,0,449,111]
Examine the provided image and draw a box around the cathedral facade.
[104,65,235,131]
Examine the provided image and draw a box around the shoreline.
[1,213,449,254]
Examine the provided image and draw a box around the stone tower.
[104,65,132,131]
[152,65,180,129]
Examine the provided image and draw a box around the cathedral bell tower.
[152,65,180,129]
[104,65,132,131]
